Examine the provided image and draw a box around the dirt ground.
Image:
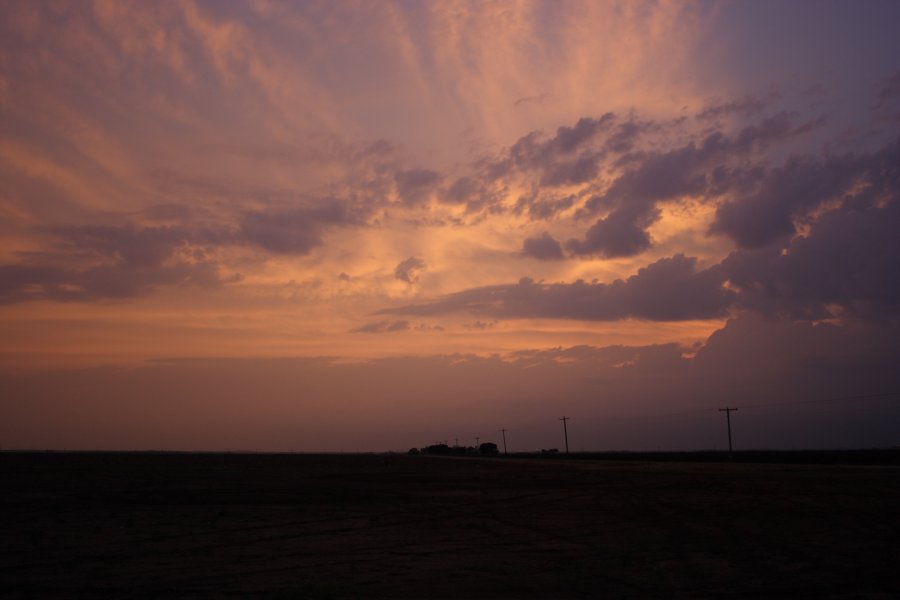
[1,452,898,598]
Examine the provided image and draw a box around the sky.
[1,0,899,452]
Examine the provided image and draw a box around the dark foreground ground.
[2,452,898,598]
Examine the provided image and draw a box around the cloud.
[394,256,426,283]
[352,320,411,334]
[379,254,734,322]
[56,224,196,268]
[0,223,234,303]
[497,113,617,186]
[513,93,551,107]
[395,168,443,205]
[563,112,821,258]
[383,137,900,324]
[711,137,899,248]
[441,176,505,212]
[521,232,564,260]
[239,211,325,255]
[0,265,69,304]
[566,206,659,258]
[0,194,373,305]
[239,203,366,255]
[875,69,900,109]
[695,93,770,121]
[513,192,576,220]
[0,258,231,304]
[582,112,800,217]
[722,194,900,320]
[466,320,496,330]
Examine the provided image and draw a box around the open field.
[2,452,899,598]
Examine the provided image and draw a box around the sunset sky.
[2,1,899,452]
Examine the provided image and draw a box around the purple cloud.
[711,138,899,248]
[378,254,734,322]
[521,232,564,261]
[395,169,443,205]
[394,257,426,284]
[352,320,411,333]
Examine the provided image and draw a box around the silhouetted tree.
[479,442,499,455]
[423,444,451,455]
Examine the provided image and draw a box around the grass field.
[2,452,898,598]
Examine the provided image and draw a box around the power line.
[602,391,900,424]
[738,391,900,411]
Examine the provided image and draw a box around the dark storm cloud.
[604,120,644,154]
[395,168,444,205]
[581,112,800,218]
[382,129,900,323]
[379,254,734,322]
[567,112,818,258]
[441,176,506,213]
[566,206,659,258]
[722,196,900,320]
[539,152,604,186]
[521,232,564,261]
[484,114,617,186]
[443,176,479,204]
[386,193,900,324]
[432,186,898,325]
[711,136,900,248]
[394,257,426,284]
[462,114,657,217]
[503,111,800,208]
[534,114,615,155]
[710,155,856,248]
[239,210,324,255]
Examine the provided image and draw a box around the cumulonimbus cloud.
[380,151,900,324]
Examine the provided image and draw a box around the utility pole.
[500,428,508,454]
[475,436,480,447]
[718,407,738,459]
[454,437,459,448]
[559,417,570,455]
